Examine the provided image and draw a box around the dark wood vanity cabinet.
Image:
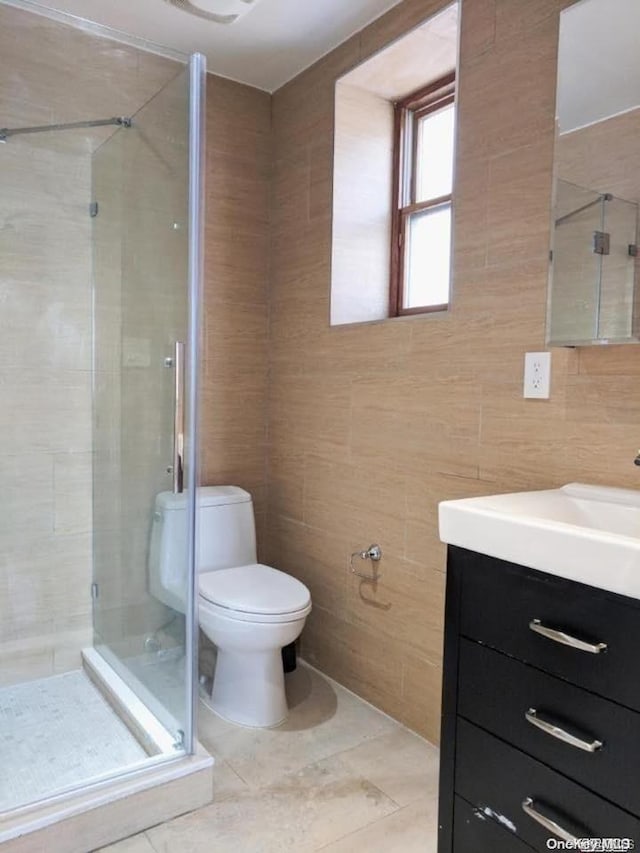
[438,546,640,852]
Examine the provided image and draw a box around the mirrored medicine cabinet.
[546,0,640,346]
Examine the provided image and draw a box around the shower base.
[124,647,186,723]
[0,670,148,813]
[0,653,213,853]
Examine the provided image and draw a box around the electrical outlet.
[523,352,551,399]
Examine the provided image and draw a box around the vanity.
[438,483,640,851]
[435,0,640,842]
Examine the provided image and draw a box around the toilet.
[148,486,311,728]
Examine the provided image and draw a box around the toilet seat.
[198,564,312,624]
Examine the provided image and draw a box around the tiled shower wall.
[265,0,640,743]
[0,4,179,683]
[0,126,93,684]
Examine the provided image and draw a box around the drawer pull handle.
[529,619,607,654]
[525,708,603,753]
[522,798,580,843]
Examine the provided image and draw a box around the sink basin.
[439,483,640,599]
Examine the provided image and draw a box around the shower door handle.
[172,341,185,494]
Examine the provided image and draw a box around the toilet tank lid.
[155,486,251,511]
[199,486,251,507]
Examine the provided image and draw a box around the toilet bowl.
[148,486,312,728]
[199,564,311,727]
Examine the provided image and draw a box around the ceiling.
[13,0,406,92]
[557,0,640,132]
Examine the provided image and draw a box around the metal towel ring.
[350,544,383,581]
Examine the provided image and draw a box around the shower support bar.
[0,115,132,142]
[555,192,613,226]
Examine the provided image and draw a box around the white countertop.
[439,483,640,600]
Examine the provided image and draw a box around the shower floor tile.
[0,669,148,813]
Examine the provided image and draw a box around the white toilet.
[148,486,311,728]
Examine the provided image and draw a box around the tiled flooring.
[101,662,440,853]
[0,670,148,813]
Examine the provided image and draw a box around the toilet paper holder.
[350,544,383,580]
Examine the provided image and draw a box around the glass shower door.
[92,60,202,750]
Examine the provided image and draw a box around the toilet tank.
[196,486,257,570]
[148,486,257,612]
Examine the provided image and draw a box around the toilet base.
[200,691,287,730]
[198,594,310,729]
[207,648,289,728]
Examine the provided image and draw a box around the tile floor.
[100,662,440,853]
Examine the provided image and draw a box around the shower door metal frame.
[184,51,206,756]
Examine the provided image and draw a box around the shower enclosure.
[0,0,207,839]
[548,178,640,344]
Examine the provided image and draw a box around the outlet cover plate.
[523,351,551,399]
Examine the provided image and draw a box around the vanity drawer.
[453,795,535,852]
[455,547,640,712]
[455,718,640,851]
[457,638,640,816]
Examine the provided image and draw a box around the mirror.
[547,0,640,346]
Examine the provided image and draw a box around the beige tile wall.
[200,76,271,547]
[196,76,271,678]
[265,0,640,743]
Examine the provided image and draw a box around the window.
[390,73,456,316]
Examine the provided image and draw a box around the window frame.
[389,72,456,317]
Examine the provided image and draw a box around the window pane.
[415,103,455,202]
[404,203,451,309]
